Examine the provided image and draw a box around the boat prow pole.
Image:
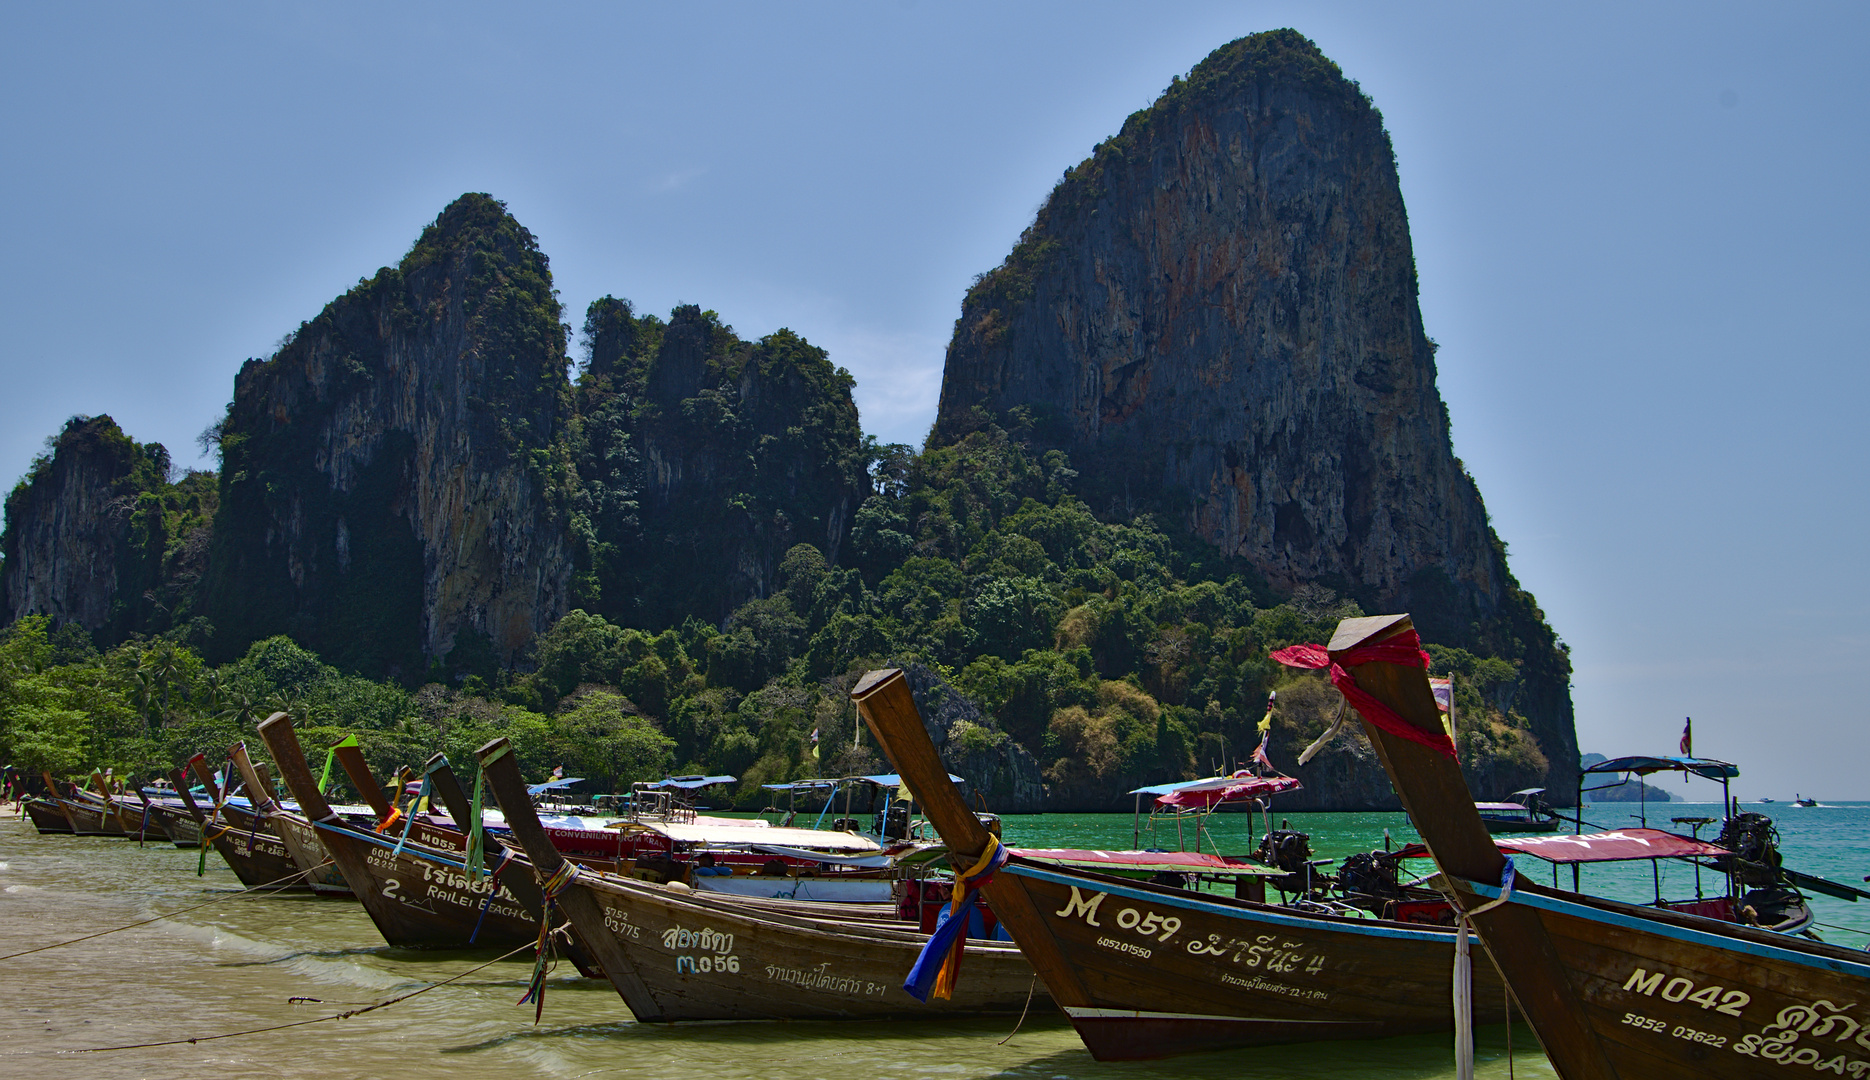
[850,668,1092,1003]
[1331,614,1612,1079]
[334,741,396,824]
[474,737,661,1019]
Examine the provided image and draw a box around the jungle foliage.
[1,404,1564,810]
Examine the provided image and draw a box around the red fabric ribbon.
[1270,630,1456,758]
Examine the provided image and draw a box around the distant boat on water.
[1794,793,1820,807]
[1758,796,1775,803]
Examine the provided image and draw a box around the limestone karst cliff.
[1,416,214,642]
[569,298,871,630]
[935,28,1577,791]
[200,194,576,677]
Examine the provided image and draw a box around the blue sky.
[2,3,1865,798]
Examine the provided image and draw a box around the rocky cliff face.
[935,29,1578,794]
[570,299,871,629]
[897,662,1046,813]
[1,417,160,632]
[201,194,574,676]
[940,30,1492,604]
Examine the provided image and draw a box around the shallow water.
[4,802,1861,1078]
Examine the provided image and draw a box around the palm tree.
[131,671,157,731]
[267,692,309,725]
[217,690,260,730]
[201,669,225,714]
[147,642,182,726]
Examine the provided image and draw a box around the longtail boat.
[224,742,353,897]
[851,666,1506,1061]
[475,735,1051,1021]
[22,798,74,833]
[23,774,75,834]
[176,757,311,889]
[143,796,203,848]
[55,774,124,837]
[1313,612,1870,1080]
[255,713,592,959]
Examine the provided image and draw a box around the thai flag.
[1679,718,1692,757]
[1428,677,1452,713]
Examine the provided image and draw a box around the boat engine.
[1338,849,1406,909]
[1258,828,1320,895]
[1715,812,1785,887]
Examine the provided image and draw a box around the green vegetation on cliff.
[1,412,1566,811]
[1,416,215,644]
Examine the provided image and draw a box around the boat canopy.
[758,772,962,792]
[640,821,883,852]
[1475,802,1536,813]
[642,774,737,790]
[1510,787,1546,797]
[745,844,894,868]
[526,777,586,795]
[1404,827,1729,865]
[1013,848,1288,876]
[1153,774,1303,809]
[1582,756,1739,781]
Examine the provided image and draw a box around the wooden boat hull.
[56,797,123,837]
[563,868,1048,1021]
[1461,876,1870,1079]
[22,798,73,834]
[1321,611,1870,1080]
[848,666,1505,1061]
[218,803,351,896]
[204,805,316,890]
[147,802,202,847]
[995,860,1505,1060]
[306,817,563,950]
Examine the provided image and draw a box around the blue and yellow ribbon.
[903,835,1010,1002]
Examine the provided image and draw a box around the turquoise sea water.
[0,805,1863,1079]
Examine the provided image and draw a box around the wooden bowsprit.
[851,666,1507,1062]
[1335,613,1870,1080]
[475,736,1046,1022]
[254,714,576,954]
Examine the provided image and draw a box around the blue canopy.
[644,775,736,790]
[526,777,586,795]
[1128,775,1241,797]
[1582,756,1739,781]
[760,778,841,792]
[853,773,962,788]
[758,773,962,792]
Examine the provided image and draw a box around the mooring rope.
[34,940,536,1055]
[995,973,1040,1045]
[0,865,318,961]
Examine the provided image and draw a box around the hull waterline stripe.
[1009,864,1454,943]
[1466,881,1870,979]
[1064,1006,1360,1024]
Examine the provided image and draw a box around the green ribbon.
[465,766,487,883]
[318,734,359,795]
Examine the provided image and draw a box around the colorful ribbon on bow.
[903,834,1010,1002]
[1269,629,1456,758]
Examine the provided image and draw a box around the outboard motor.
[1716,812,1784,887]
[879,805,910,841]
[1258,828,1319,895]
[1338,849,1405,910]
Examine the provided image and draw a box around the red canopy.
[1155,774,1302,809]
[1498,828,1729,864]
[1397,828,1730,864]
[1011,848,1280,875]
